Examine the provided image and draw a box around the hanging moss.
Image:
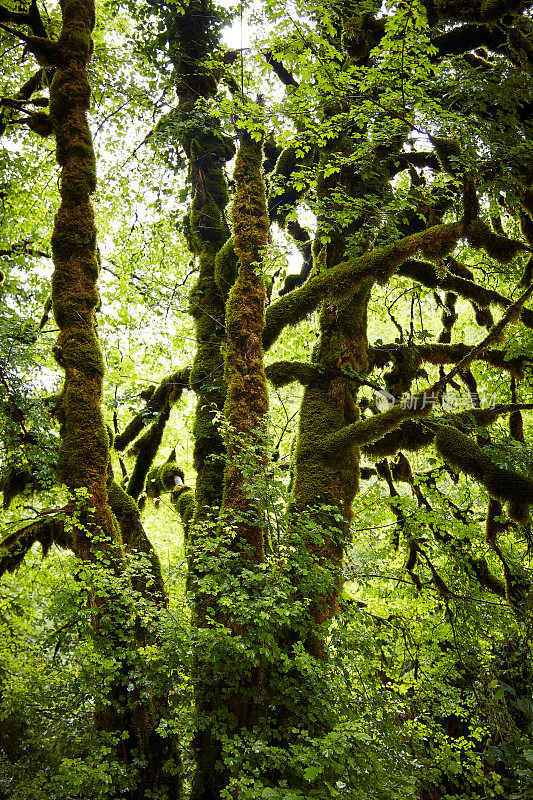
[520,210,533,246]
[27,110,54,137]
[466,219,525,263]
[1,463,34,509]
[486,497,505,546]
[469,557,507,598]
[399,259,533,329]
[447,257,474,280]
[0,517,69,577]
[384,345,425,397]
[473,303,493,328]
[430,136,463,176]
[435,424,533,512]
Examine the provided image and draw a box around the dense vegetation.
[1,0,533,797]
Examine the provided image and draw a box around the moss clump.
[146,462,186,498]
[107,480,138,519]
[435,425,533,517]
[467,220,525,263]
[27,111,54,137]
[431,136,463,176]
[1,463,34,509]
[469,557,507,598]
[473,303,493,328]
[420,224,459,260]
[139,384,156,402]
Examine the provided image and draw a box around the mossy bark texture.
[160,0,234,516]
[43,4,184,796]
[222,132,270,562]
[47,0,113,553]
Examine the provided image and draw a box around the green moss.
[115,367,190,452]
[435,425,533,513]
[265,360,318,388]
[1,463,33,509]
[431,136,463,176]
[268,145,302,223]
[435,425,492,480]
[174,486,196,535]
[508,501,530,525]
[108,480,139,519]
[484,467,533,506]
[467,220,524,263]
[420,224,459,260]
[127,403,171,500]
[365,421,434,458]
[469,557,507,598]
[49,68,91,120]
[214,237,238,299]
[55,329,105,376]
[146,461,185,498]
[27,111,54,137]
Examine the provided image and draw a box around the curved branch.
[263,222,463,351]
[0,517,70,577]
[399,259,533,329]
[114,366,191,451]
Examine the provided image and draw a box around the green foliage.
[3,0,533,797]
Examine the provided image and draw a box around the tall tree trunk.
[43,2,183,795]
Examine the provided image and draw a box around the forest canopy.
[1,0,533,798]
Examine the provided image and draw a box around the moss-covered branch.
[107,480,167,604]
[265,360,320,387]
[321,387,435,454]
[114,367,190,452]
[399,260,533,329]
[0,517,70,577]
[433,424,533,523]
[126,402,171,500]
[370,342,529,379]
[263,222,463,351]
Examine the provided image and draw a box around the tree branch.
[114,366,191,451]
[263,222,463,351]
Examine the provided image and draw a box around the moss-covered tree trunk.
[222,129,270,561]
[39,2,184,795]
[291,285,372,658]
[190,124,271,800]
[48,0,112,554]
